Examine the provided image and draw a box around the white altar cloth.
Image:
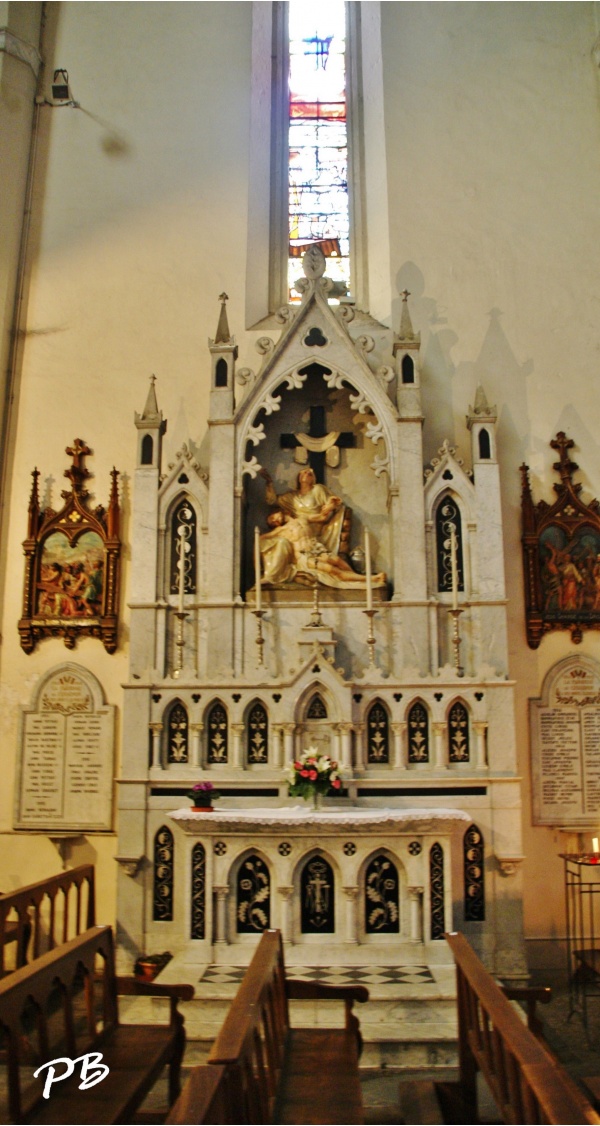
[170,805,470,832]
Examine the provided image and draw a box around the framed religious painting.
[18,439,121,653]
[521,431,600,647]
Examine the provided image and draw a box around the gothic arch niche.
[206,699,228,765]
[295,850,337,937]
[168,495,197,599]
[230,850,271,939]
[366,699,390,764]
[448,699,470,764]
[297,682,337,757]
[190,842,206,940]
[435,494,465,596]
[362,850,401,937]
[407,699,430,765]
[246,699,269,765]
[164,698,189,765]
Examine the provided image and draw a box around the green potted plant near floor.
[188,780,220,811]
[286,747,342,809]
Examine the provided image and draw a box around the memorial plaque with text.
[531,657,600,826]
[15,665,115,831]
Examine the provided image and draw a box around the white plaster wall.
[1,1,600,949]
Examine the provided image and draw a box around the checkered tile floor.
[199,964,434,987]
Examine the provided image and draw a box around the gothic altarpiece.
[117,251,526,978]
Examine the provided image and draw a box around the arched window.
[448,700,470,763]
[429,843,445,940]
[141,434,153,465]
[191,842,206,939]
[367,699,389,763]
[153,826,174,922]
[365,855,399,933]
[301,855,334,933]
[215,357,228,387]
[166,699,188,764]
[237,855,270,933]
[170,498,197,595]
[435,498,464,595]
[464,824,485,921]
[478,428,491,459]
[306,693,327,719]
[207,700,228,764]
[247,700,269,764]
[401,354,414,384]
[408,701,429,764]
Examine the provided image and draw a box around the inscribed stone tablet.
[530,656,600,826]
[15,665,115,831]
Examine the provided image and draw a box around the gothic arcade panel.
[153,826,174,922]
[207,701,228,764]
[464,824,485,921]
[408,701,429,764]
[301,855,334,933]
[448,701,470,763]
[191,842,206,939]
[170,498,197,594]
[237,855,271,933]
[436,497,464,594]
[367,700,389,764]
[429,842,445,940]
[166,699,188,764]
[247,700,269,764]
[365,855,399,933]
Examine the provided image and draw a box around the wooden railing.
[446,931,600,1125]
[0,865,95,975]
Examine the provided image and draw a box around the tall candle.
[178,525,186,612]
[254,526,262,612]
[365,529,373,611]
[450,528,458,610]
[593,837,599,854]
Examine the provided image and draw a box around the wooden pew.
[0,924,194,1124]
[167,928,369,1125]
[444,930,600,1125]
[0,865,95,975]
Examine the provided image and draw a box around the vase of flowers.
[286,748,342,809]
[188,781,220,811]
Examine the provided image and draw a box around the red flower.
[332,778,341,789]
[301,769,310,777]
[308,770,317,781]
[294,761,301,770]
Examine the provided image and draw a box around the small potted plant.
[188,781,220,811]
[286,747,342,810]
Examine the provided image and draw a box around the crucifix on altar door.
[280,405,355,485]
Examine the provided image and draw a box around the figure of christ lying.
[259,511,386,591]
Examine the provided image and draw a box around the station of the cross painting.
[118,248,524,979]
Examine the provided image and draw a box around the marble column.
[231,723,244,769]
[343,886,359,944]
[390,722,405,769]
[213,885,230,945]
[407,885,424,943]
[354,723,365,772]
[149,723,163,769]
[190,722,204,768]
[282,723,296,766]
[338,723,354,772]
[433,722,447,770]
[272,724,284,769]
[278,885,294,943]
[473,722,488,770]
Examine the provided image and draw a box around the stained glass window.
[288,0,349,302]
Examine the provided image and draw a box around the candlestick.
[178,525,186,613]
[365,529,373,612]
[253,609,265,665]
[254,526,262,613]
[447,606,464,677]
[363,608,377,667]
[450,527,458,610]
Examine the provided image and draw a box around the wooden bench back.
[0,865,96,974]
[446,931,600,1125]
[0,924,117,1123]
[208,930,289,1123]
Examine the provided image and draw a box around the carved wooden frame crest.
[521,432,600,647]
[19,440,121,653]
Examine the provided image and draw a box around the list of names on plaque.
[531,657,600,826]
[16,666,114,831]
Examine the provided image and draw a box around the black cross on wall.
[280,405,354,484]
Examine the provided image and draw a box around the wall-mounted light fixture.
[51,69,71,102]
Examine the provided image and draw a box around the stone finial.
[399,289,415,340]
[214,292,231,344]
[469,384,497,418]
[140,374,160,421]
[302,245,326,279]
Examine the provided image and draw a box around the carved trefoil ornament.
[19,440,121,653]
[521,432,600,647]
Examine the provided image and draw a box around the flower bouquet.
[188,781,220,811]
[286,747,342,809]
